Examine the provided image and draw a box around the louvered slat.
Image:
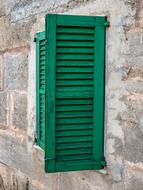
[36,31,45,149]
[55,23,94,164]
[56,141,92,149]
[56,154,92,162]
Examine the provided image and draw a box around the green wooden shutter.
[35,31,46,150]
[45,14,109,172]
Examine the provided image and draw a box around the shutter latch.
[45,157,55,161]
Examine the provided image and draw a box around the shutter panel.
[45,14,109,172]
[35,31,46,150]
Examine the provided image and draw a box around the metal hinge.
[33,37,37,42]
[104,21,110,27]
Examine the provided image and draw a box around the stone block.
[4,51,28,90]
[120,92,143,163]
[110,164,123,182]
[9,0,71,22]
[124,169,143,190]
[0,92,7,125]
[127,176,143,190]
[0,7,6,17]
[0,16,35,51]
[58,171,111,190]
[127,31,143,57]
[0,162,31,190]
[0,131,55,189]
[13,93,27,130]
[124,126,143,163]
[0,160,52,190]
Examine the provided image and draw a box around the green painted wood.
[56,154,92,161]
[45,14,57,172]
[93,17,106,162]
[56,79,93,86]
[56,105,93,112]
[45,14,108,173]
[56,67,93,73]
[56,111,93,118]
[57,14,106,27]
[56,160,103,171]
[57,27,95,34]
[56,73,93,80]
[57,47,94,54]
[56,136,92,143]
[56,147,92,155]
[56,91,93,99]
[57,41,94,47]
[56,117,93,125]
[56,141,92,149]
[56,86,93,92]
[56,124,93,131]
[56,54,94,60]
[35,31,45,150]
[56,98,93,105]
[56,129,92,137]
[57,34,94,41]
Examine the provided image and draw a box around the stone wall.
[0,0,143,189]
